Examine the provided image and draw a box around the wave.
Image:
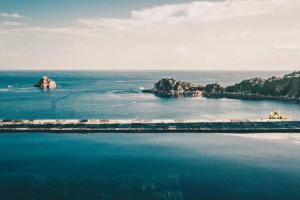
[0,88,10,92]
[225,133,300,141]
[112,89,140,94]
[0,86,37,93]
[111,101,140,108]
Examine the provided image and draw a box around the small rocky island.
[34,76,57,89]
[142,78,224,97]
[142,78,203,97]
[143,71,300,103]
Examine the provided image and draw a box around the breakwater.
[1,119,300,133]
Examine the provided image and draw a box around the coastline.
[203,92,300,104]
[142,71,300,104]
[143,90,300,104]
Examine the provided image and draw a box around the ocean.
[0,70,299,120]
[1,71,300,200]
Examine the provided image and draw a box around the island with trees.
[143,71,300,103]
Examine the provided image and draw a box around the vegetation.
[225,71,300,98]
[144,71,300,101]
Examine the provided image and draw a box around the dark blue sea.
[1,71,300,200]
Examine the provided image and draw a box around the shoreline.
[142,71,300,104]
[143,90,300,104]
[1,119,300,133]
[203,92,300,104]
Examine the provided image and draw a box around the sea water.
[0,70,299,120]
[1,71,300,200]
[1,133,300,199]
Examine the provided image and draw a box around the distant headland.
[143,71,300,103]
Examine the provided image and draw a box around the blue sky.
[0,0,299,70]
[1,0,198,24]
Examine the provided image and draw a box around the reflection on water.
[0,133,300,199]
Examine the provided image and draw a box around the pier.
[1,119,300,133]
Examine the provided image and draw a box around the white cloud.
[0,0,300,70]
[274,44,300,51]
[78,18,140,30]
[0,12,23,19]
[78,0,290,29]
[2,21,26,26]
[130,0,269,22]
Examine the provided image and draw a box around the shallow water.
[1,133,300,200]
[0,70,299,120]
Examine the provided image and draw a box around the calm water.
[1,71,300,200]
[0,70,299,119]
[1,133,300,200]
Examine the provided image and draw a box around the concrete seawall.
[1,119,300,133]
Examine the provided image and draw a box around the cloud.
[2,21,26,26]
[78,18,140,30]
[0,0,300,70]
[130,0,269,22]
[274,43,300,51]
[77,0,289,29]
[3,0,297,35]
[0,12,23,19]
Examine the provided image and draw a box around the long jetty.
[1,119,300,133]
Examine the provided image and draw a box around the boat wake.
[51,89,107,109]
[51,89,141,109]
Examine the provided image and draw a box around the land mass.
[143,71,300,103]
[142,78,203,97]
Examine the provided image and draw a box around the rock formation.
[144,71,300,102]
[142,78,203,97]
[268,112,289,120]
[35,76,57,89]
[225,71,300,98]
[203,83,224,94]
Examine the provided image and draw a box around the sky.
[0,0,299,70]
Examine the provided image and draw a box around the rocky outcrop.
[143,71,300,102]
[142,78,203,97]
[225,71,300,99]
[268,112,289,120]
[225,77,265,95]
[35,76,56,89]
[203,83,224,94]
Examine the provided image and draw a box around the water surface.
[1,71,300,199]
[1,133,300,200]
[0,70,299,120]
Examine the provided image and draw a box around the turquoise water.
[1,133,300,199]
[0,70,300,119]
[1,71,300,199]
